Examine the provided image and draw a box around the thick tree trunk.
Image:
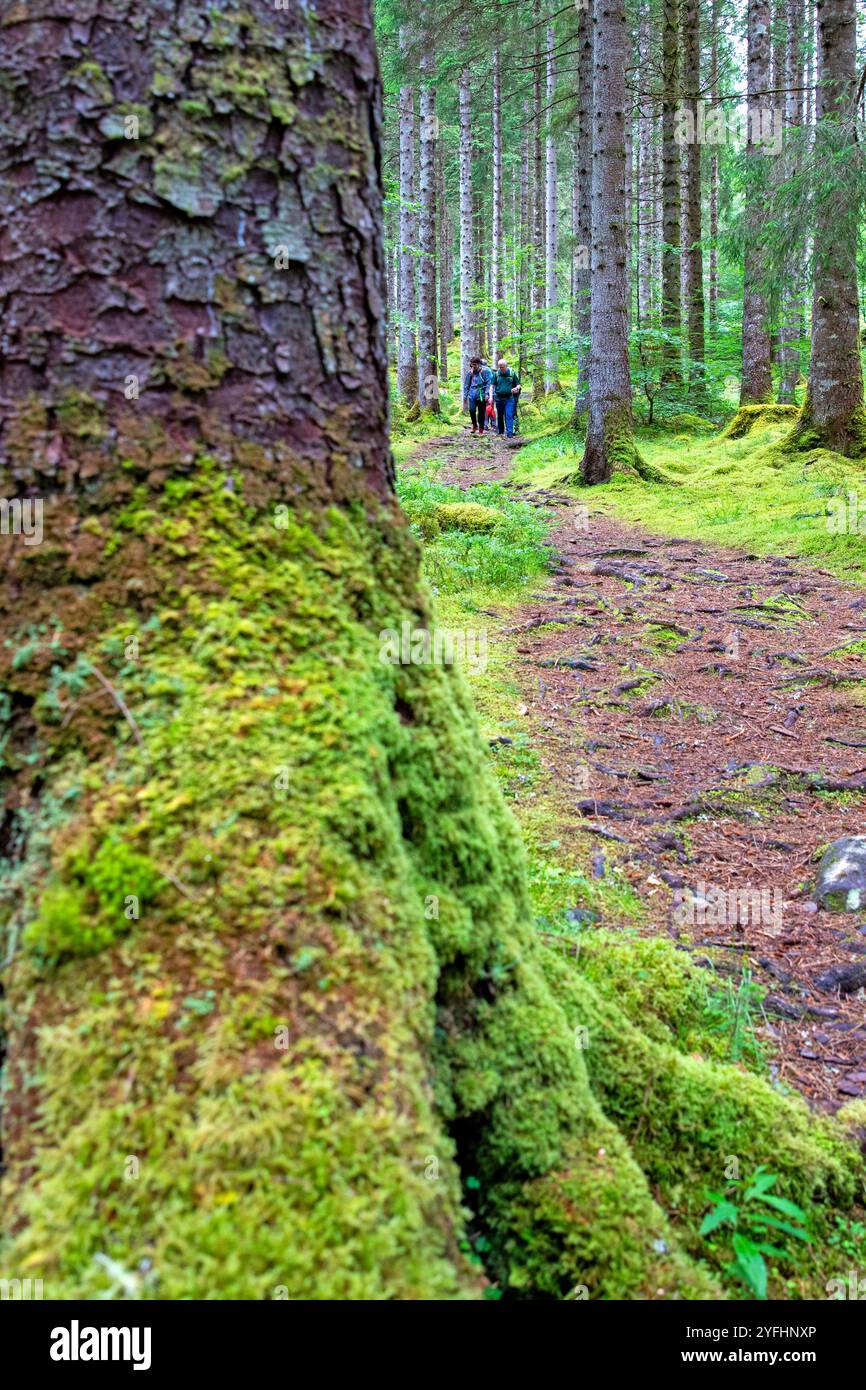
[792,0,866,452]
[573,7,593,418]
[398,67,419,411]
[418,56,439,413]
[580,0,639,482]
[544,26,559,392]
[740,0,774,405]
[459,57,475,390]
[681,0,705,382]
[492,47,505,357]
[3,0,861,1306]
[661,0,682,384]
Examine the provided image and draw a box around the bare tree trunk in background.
[793,0,865,452]
[418,47,439,413]
[398,50,419,410]
[778,0,805,402]
[661,0,682,384]
[519,103,531,379]
[387,209,398,370]
[581,0,639,483]
[681,0,705,384]
[709,0,720,337]
[574,6,593,418]
[492,47,505,356]
[437,139,450,383]
[544,25,560,392]
[473,192,486,358]
[740,0,774,405]
[571,128,579,335]
[459,55,475,392]
[531,4,545,400]
[637,0,653,328]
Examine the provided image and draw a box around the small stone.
[815,836,866,912]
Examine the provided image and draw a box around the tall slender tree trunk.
[637,0,653,329]
[778,0,805,402]
[437,140,450,383]
[571,128,580,335]
[661,0,682,384]
[398,53,419,410]
[709,0,720,337]
[519,103,531,379]
[544,25,560,392]
[573,7,593,418]
[531,5,545,399]
[681,0,705,383]
[581,0,640,482]
[458,56,475,392]
[418,48,439,413]
[492,47,505,357]
[792,0,866,452]
[740,0,774,405]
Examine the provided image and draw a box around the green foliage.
[700,1167,812,1299]
[396,466,551,591]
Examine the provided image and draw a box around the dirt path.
[421,429,866,1111]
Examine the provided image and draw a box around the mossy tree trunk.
[789,0,866,454]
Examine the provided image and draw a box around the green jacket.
[492,368,520,399]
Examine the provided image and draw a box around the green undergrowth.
[513,408,866,584]
[2,453,864,1301]
[397,463,552,592]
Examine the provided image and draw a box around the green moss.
[434,502,502,533]
[719,404,800,441]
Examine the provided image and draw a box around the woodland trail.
[417,429,866,1111]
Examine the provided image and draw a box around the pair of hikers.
[462,356,521,437]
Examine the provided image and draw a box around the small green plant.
[700,1166,812,1298]
[703,966,768,1070]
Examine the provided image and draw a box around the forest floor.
[409,425,866,1114]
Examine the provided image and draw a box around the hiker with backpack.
[462,356,493,435]
[492,358,521,437]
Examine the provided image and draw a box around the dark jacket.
[492,368,520,399]
[464,366,492,401]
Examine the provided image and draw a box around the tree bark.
[793,0,866,452]
[580,0,639,483]
[637,0,653,329]
[531,3,545,400]
[438,139,450,383]
[681,0,705,382]
[418,47,439,412]
[544,25,559,392]
[740,0,774,405]
[492,47,505,357]
[573,6,593,417]
[661,0,682,384]
[708,0,720,337]
[777,0,805,402]
[397,54,419,411]
[458,55,475,389]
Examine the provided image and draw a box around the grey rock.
[815,836,866,912]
